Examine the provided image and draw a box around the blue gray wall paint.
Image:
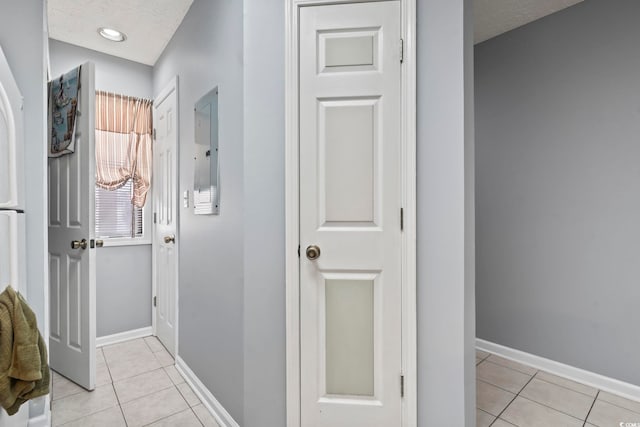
[49,40,153,99]
[0,0,48,420]
[475,0,640,385]
[0,0,46,328]
[242,0,286,425]
[152,0,245,422]
[48,39,154,338]
[417,0,476,424]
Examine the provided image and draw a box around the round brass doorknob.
[164,235,176,244]
[306,245,321,260]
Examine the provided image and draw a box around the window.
[95,180,144,239]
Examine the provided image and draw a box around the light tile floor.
[51,337,221,427]
[476,349,640,427]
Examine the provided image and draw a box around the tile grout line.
[582,390,599,427]
[103,349,130,427]
[487,371,538,426]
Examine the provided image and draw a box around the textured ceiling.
[48,0,193,66]
[474,0,584,44]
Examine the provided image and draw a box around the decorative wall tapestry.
[48,66,81,158]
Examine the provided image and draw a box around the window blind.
[95,179,143,238]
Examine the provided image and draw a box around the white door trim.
[284,1,417,426]
[152,76,180,357]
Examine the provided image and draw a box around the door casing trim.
[151,75,180,358]
[284,1,417,425]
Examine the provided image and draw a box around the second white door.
[299,2,403,427]
[153,79,178,356]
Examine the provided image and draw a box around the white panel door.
[48,62,96,390]
[153,79,178,356]
[0,45,24,210]
[299,2,403,427]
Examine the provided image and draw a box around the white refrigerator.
[0,44,30,427]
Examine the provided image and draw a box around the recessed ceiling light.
[98,27,126,42]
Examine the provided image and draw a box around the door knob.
[164,235,176,244]
[306,245,321,260]
[71,239,88,250]
[95,240,104,248]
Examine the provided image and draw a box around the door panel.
[153,81,178,356]
[299,2,402,427]
[48,62,96,390]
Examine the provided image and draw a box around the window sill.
[99,238,152,248]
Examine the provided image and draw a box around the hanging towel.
[0,285,50,415]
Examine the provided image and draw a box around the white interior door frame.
[151,76,180,357]
[284,0,417,426]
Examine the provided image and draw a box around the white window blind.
[95,179,143,238]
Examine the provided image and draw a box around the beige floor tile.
[95,363,112,387]
[193,404,221,427]
[165,365,185,385]
[476,349,490,359]
[520,377,595,420]
[535,371,598,397]
[121,386,188,427]
[501,396,583,427]
[154,348,175,367]
[59,406,126,427]
[476,409,495,427]
[148,408,203,426]
[52,371,86,401]
[486,355,538,376]
[587,399,640,427]
[477,380,516,416]
[477,360,532,394]
[492,420,517,427]
[107,350,162,381]
[177,382,202,407]
[113,368,174,404]
[103,339,153,364]
[96,348,107,367]
[144,336,166,353]
[52,384,119,426]
[598,391,640,414]
[476,357,483,365]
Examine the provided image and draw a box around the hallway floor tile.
[51,337,219,427]
[476,349,640,427]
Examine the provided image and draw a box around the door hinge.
[153,212,157,224]
[400,38,404,63]
[153,296,157,307]
[298,245,301,258]
[400,374,405,397]
[400,207,404,231]
[153,128,157,140]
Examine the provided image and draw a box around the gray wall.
[49,39,153,99]
[418,0,476,425]
[49,39,154,337]
[152,0,245,422]
[476,0,640,385]
[242,0,286,425]
[94,246,152,336]
[0,0,48,420]
[0,0,46,328]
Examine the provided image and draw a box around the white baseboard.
[96,326,153,347]
[476,338,640,402]
[175,356,240,427]
[28,396,50,427]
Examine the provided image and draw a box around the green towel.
[0,285,50,415]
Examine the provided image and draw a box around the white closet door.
[299,2,403,426]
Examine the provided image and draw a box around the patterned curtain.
[95,91,153,208]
